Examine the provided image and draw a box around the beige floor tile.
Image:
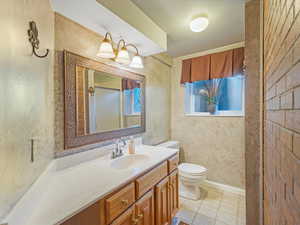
[216,211,237,225]
[202,201,220,210]
[176,209,196,224]
[192,213,215,225]
[215,220,229,225]
[220,200,238,210]
[180,197,202,212]
[237,218,246,225]
[218,206,237,216]
[178,187,245,225]
[199,204,219,218]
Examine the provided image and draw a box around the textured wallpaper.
[171,57,245,188]
[0,0,55,220]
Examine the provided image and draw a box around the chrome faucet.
[111,138,127,159]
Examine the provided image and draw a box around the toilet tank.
[157,141,180,150]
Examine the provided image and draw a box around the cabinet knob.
[132,218,139,225]
[137,213,143,219]
[121,199,129,205]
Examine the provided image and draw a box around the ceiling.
[131,0,245,57]
[50,0,166,56]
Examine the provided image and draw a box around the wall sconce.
[97,32,144,69]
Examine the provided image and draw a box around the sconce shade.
[130,55,144,68]
[115,47,130,64]
[97,40,115,58]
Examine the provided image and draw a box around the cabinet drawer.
[105,182,135,224]
[136,161,168,198]
[168,154,179,173]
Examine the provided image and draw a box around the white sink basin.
[110,154,149,170]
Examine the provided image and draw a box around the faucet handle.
[120,137,127,146]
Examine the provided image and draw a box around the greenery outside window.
[185,75,245,116]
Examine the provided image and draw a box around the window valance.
[180,47,244,84]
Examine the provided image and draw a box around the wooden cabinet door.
[111,206,135,225]
[135,189,155,225]
[155,176,170,225]
[169,170,179,218]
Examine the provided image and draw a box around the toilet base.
[179,181,202,200]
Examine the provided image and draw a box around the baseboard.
[202,180,245,196]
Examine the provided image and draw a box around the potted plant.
[199,79,222,114]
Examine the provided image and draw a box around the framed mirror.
[64,51,145,149]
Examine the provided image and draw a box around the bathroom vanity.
[60,151,179,225]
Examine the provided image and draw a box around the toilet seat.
[179,163,207,176]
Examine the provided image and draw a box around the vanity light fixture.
[97,32,115,58]
[190,16,209,32]
[97,32,144,68]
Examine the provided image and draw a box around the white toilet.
[178,163,207,200]
[157,141,208,201]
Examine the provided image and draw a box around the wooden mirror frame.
[64,51,145,150]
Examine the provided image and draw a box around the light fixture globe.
[115,47,130,64]
[130,55,144,68]
[97,40,115,58]
[190,17,209,32]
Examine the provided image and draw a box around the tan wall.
[0,0,55,220]
[171,46,245,188]
[264,0,300,224]
[245,1,263,225]
[54,13,172,154]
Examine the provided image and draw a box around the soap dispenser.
[128,136,135,154]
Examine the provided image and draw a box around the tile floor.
[176,185,246,225]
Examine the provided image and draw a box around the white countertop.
[4,144,178,225]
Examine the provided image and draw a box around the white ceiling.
[131,0,245,57]
[50,0,166,56]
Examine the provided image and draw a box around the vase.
[207,103,216,114]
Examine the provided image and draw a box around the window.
[185,75,245,116]
[124,88,141,115]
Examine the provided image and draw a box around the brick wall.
[264,0,300,224]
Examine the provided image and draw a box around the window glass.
[133,88,141,113]
[124,88,141,115]
[185,76,244,115]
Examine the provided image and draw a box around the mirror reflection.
[76,66,141,135]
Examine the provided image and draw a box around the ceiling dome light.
[190,17,209,32]
[115,46,130,64]
[130,55,144,68]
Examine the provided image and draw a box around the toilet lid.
[178,163,207,175]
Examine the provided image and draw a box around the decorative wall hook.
[28,21,49,58]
